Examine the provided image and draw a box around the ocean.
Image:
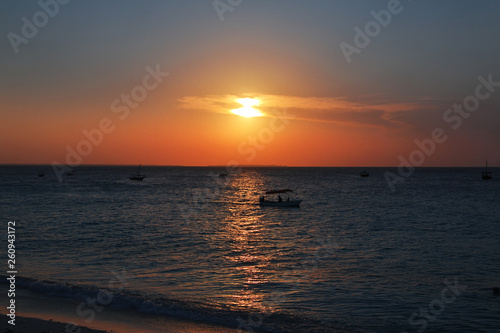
[1,165,499,332]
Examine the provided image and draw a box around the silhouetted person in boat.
[278,195,282,202]
[287,197,290,202]
[260,196,265,202]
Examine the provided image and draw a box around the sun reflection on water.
[217,170,274,311]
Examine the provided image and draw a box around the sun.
[231,98,263,117]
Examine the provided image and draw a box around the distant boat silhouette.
[360,170,369,177]
[66,170,75,176]
[219,172,228,177]
[129,164,145,181]
[482,160,492,180]
[38,171,45,177]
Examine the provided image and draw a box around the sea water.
[1,166,499,332]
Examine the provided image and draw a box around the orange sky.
[1,1,499,167]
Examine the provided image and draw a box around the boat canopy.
[265,189,293,194]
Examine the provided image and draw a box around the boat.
[259,189,302,207]
[360,170,369,177]
[38,171,45,177]
[482,160,492,180]
[129,164,145,181]
[219,172,229,177]
[66,170,75,176]
[259,200,302,207]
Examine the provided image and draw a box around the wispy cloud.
[178,94,442,128]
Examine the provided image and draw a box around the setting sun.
[231,98,263,117]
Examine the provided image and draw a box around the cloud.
[178,94,442,128]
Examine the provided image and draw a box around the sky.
[1,0,499,167]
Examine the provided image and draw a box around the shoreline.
[1,309,244,333]
[1,314,108,333]
[0,288,245,333]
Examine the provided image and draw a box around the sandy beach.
[1,315,108,333]
[1,314,243,333]
[1,288,243,333]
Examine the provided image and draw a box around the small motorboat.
[38,171,45,177]
[259,189,302,207]
[130,164,145,181]
[259,199,302,207]
[360,170,369,177]
[482,160,492,180]
[66,170,75,176]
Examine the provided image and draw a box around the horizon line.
[0,163,495,168]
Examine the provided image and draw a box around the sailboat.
[129,164,145,181]
[481,160,492,180]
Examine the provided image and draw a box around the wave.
[1,275,348,333]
